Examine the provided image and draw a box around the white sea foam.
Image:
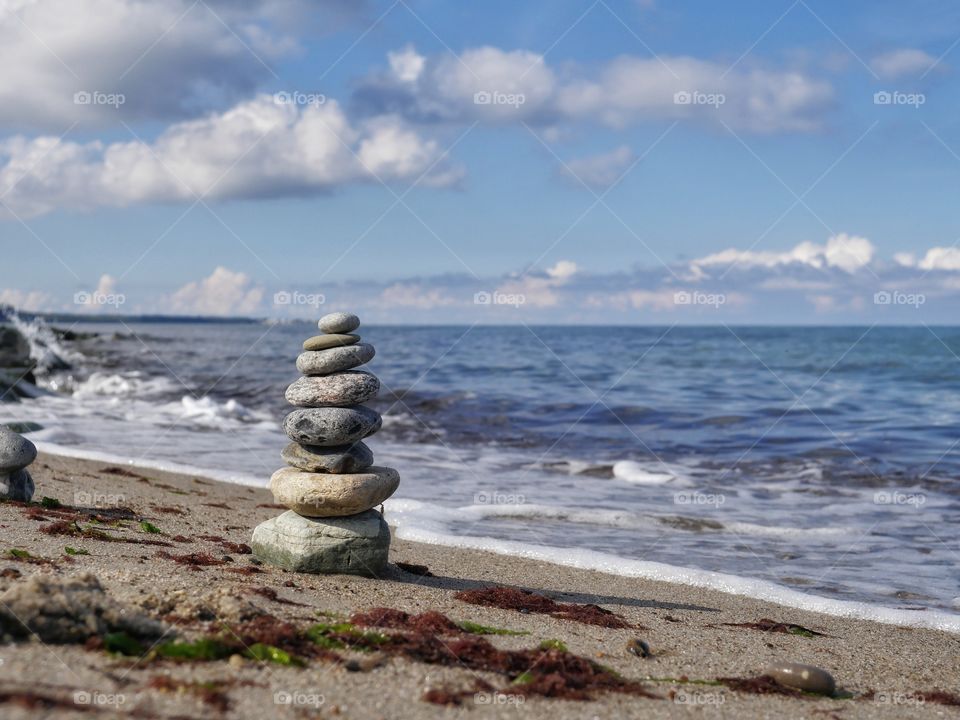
[612,460,678,485]
[385,498,960,634]
[6,313,84,369]
[35,441,265,487]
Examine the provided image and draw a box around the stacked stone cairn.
[251,312,398,575]
[0,425,36,501]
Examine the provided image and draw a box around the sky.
[1,0,959,323]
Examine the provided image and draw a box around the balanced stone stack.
[251,312,399,576]
[0,425,36,501]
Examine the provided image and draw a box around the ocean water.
[3,316,960,630]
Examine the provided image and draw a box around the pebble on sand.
[763,662,836,696]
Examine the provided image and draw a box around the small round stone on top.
[318,312,360,334]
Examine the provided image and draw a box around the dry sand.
[0,452,956,719]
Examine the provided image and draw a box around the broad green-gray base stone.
[251,510,390,576]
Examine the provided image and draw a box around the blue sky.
[1,0,959,322]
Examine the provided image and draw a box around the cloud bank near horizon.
[4,235,959,322]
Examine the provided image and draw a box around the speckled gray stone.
[0,469,34,502]
[251,509,390,575]
[0,426,36,473]
[296,344,376,376]
[281,441,374,473]
[270,466,399,517]
[318,312,360,334]
[283,406,381,446]
[302,334,359,351]
[285,371,379,407]
[764,662,835,696]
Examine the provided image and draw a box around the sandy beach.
[0,451,953,719]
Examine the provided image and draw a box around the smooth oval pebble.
[285,371,379,407]
[318,312,360,334]
[296,344,375,376]
[764,662,835,696]
[303,334,360,351]
[0,426,37,473]
[270,466,400,517]
[281,441,374,473]
[283,406,382,446]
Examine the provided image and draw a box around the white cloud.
[556,56,832,133]
[168,266,264,316]
[0,288,54,312]
[0,96,458,218]
[562,146,635,189]
[546,260,578,281]
[692,233,875,274]
[354,46,832,133]
[494,260,578,307]
[917,246,960,271]
[871,49,937,79]
[0,0,328,130]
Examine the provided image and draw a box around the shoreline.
[0,451,957,718]
[33,442,960,634]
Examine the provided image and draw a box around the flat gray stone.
[270,465,399,517]
[0,469,34,502]
[281,441,374,473]
[285,371,379,407]
[296,344,375,376]
[303,334,359,351]
[284,406,381,446]
[0,426,37,473]
[318,312,360,334]
[251,509,390,575]
[764,662,835,696]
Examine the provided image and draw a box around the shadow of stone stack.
[251,312,399,576]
